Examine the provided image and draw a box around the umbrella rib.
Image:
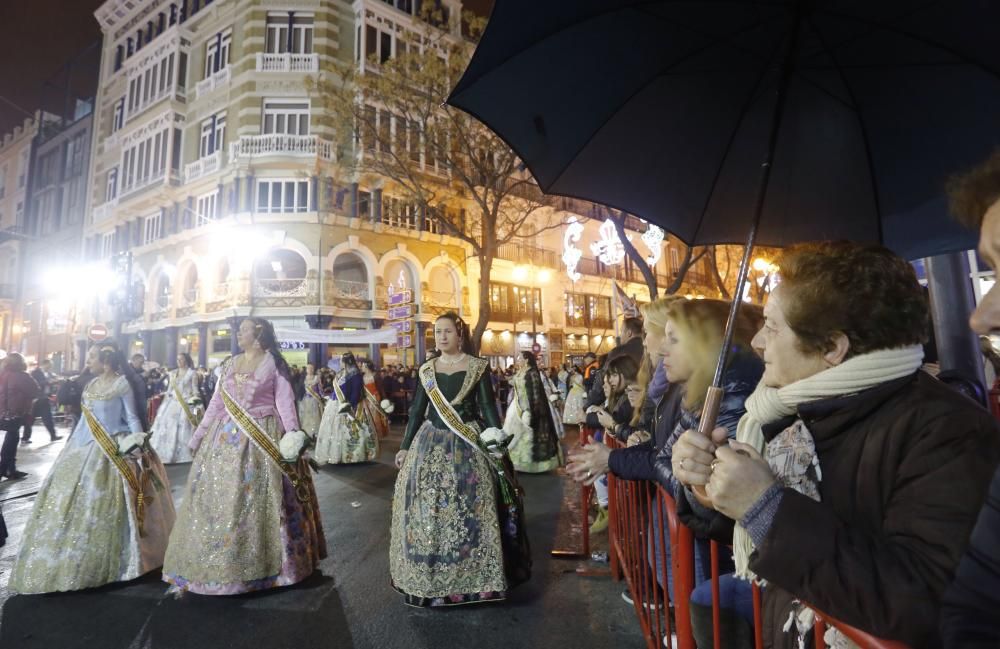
[815,7,1000,83]
[798,0,942,61]
[689,34,787,245]
[547,18,777,194]
[804,16,884,240]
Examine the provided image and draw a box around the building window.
[112,98,125,133]
[204,28,232,77]
[381,196,417,229]
[357,190,371,218]
[265,13,314,54]
[126,51,178,119]
[18,150,28,188]
[196,189,219,221]
[121,126,172,194]
[256,179,309,213]
[262,100,309,135]
[143,212,162,245]
[199,113,226,157]
[101,231,116,258]
[64,133,87,178]
[106,167,119,201]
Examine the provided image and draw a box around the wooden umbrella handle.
[691,386,725,501]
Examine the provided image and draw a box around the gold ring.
[679,458,687,471]
[711,460,721,471]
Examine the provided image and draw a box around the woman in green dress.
[390,312,531,607]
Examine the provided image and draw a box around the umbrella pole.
[696,4,804,441]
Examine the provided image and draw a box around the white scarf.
[733,345,925,580]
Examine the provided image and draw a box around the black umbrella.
[448,0,1000,431]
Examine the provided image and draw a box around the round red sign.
[531,342,542,354]
[88,323,109,342]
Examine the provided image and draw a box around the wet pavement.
[0,426,645,649]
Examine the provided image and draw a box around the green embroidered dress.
[389,356,529,606]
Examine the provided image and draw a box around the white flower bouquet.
[548,393,561,403]
[480,427,513,457]
[117,432,148,456]
[279,430,312,462]
[380,398,395,414]
[520,410,532,426]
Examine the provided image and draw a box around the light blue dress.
[10,375,176,593]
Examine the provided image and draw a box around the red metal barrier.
[604,432,915,649]
[989,387,1000,420]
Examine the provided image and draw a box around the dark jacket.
[608,381,684,482]
[656,349,763,542]
[751,372,1000,649]
[0,369,41,420]
[940,464,1000,648]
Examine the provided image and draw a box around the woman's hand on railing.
[566,437,610,485]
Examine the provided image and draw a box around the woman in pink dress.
[162,317,326,595]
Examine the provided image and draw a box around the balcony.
[229,134,335,162]
[194,66,231,99]
[185,150,226,182]
[495,242,560,268]
[119,167,171,199]
[92,200,118,224]
[330,279,372,309]
[256,52,319,73]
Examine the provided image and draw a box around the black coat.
[940,464,1000,648]
[752,372,1000,649]
[608,381,684,482]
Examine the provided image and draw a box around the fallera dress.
[297,374,325,437]
[390,356,531,607]
[504,367,563,473]
[10,375,176,593]
[149,367,200,463]
[162,353,326,595]
[360,377,390,439]
[313,369,378,464]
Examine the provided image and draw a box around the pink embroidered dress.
[162,353,326,595]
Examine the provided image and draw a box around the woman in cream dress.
[10,343,175,593]
[149,353,200,463]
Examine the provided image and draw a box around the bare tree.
[314,10,561,352]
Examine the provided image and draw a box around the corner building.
[82,0,713,371]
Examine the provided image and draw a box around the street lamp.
[512,263,550,356]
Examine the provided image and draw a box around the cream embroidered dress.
[313,369,377,464]
[10,375,176,594]
[149,367,199,463]
[297,374,324,437]
[162,353,325,595]
[504,368,563,473]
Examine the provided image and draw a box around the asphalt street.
[0,426,645,649]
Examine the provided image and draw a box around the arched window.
[182,265,199,304]
[384,259,414,295]
[156,272,172,309]
[332,252,368,299]
[427,265,457,308]
[255,248,307,294]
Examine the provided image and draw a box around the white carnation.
[117,432,148,455]
[380,399,395,414]
[279,430,308,462]
[520,410,532,426]
[548,393,560,403]
[480,427,511,446]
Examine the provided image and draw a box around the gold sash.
[304,379,325,415]
[219,382,312,505]
[173,372,199,429]
[82,405,150,536]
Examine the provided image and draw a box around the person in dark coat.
[606,317,645,366]
[673,242,1000,649]
[22,359,61,443]
[938,150,1000,648]
[0,354,41,479]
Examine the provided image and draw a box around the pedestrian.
[0,354,40,479]
[9,342,175,593]
[674,242,1000,648]
[359,359,391,439]
[162,317,325,595]
[939,150,1000,648]
[314,352,378,464]
[390,312,530,606]
[148,353,200,463]
[22,358,61,444]
[504,351,563,473]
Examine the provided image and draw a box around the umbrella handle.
[690,386,725,501]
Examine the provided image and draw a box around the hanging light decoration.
[590,218,626,266]
[641,222,665,266]
[562,217,585,281]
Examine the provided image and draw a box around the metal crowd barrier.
[603,436,912,649]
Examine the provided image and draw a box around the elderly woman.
[673,241,1000,648]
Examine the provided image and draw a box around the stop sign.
[88,323,109,342]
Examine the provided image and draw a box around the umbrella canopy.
[449,0,1000,260]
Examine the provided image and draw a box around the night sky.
[0,0,493,137]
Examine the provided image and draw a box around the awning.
[273,327,397,345]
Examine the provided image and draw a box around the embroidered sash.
[82,404,149,536]
[418,361,515,503]
[305,378,325,408]
[219,381,312,505]
[173,371,199,428]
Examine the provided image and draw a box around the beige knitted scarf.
[732,345,925,581]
